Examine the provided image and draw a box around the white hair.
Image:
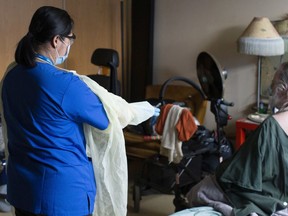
[270,62,288,111]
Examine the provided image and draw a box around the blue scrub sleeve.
[61,77,109,130]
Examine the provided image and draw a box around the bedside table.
[235,118,259,150]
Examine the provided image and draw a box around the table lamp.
[238,17,284,114]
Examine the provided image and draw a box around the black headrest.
[91,48,119,68]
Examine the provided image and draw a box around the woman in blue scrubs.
[1,6,109,216]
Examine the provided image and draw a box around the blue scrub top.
[2,62,109,215]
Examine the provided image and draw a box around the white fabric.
[160,105,184,164]
[0,63,155,216]
[75,72,155,216]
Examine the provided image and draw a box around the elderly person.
[186,62,288,216]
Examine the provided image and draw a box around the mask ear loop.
[54,38,71,65]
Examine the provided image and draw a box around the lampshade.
[238,17,284,56]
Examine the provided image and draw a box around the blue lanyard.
[35,54,54,65]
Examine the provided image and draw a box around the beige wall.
[0,0,63,76]
[153,0,288,136]
[66,0,121,75]
[0,0,121,78]
[2,0,287,137]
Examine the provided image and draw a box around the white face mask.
[54,41,70,65]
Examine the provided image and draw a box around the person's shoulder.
[2,62,21,82]
[256,115,276,131]
[6,62,18,72]
[4,62,19,75]
[272,110,288,121]
[39,64,77,79]
[53,66,78,78]
[270,111,288,135]
[53,67,88,89]
[54,66,72,73]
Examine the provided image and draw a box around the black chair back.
[90,48,121,95]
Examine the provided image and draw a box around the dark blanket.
[216,116,288,216]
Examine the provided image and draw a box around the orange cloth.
[176,108,197,141]
[155,104,197,141]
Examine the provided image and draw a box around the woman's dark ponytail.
[15,33,36,67]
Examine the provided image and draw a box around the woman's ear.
[51,35,60,49]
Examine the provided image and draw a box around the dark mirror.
[196,52,224,99]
